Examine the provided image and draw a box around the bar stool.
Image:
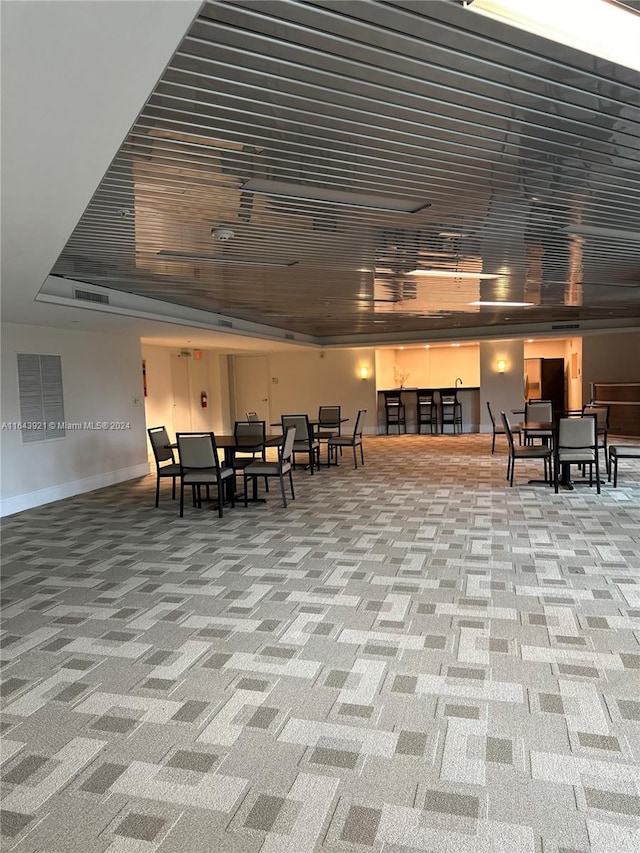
[440,389,462,434]
[416,389,438,434]
[383,391,406,434]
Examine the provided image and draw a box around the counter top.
[378,387,480,392]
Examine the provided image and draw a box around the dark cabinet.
[524,358,565,415]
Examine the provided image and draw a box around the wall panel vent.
[16,354,65,442]
[73,288,109,304]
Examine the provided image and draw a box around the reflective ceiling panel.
[50,0,640,341]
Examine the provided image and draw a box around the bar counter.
[377,387,481,434]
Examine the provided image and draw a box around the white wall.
[142,345,231,450]
[479,340,525,432]
[1,323,148,516]
[267,348,378,432]
[377,345,480,388]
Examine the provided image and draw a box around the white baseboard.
[1,462,151,517]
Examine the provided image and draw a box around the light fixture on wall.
[359,366,370,380]
[497,359,507,374]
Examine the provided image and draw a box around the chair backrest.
[246,411,259,422]
[500,412,515,451]
[280,425,297,463]
[148,426,174,465]
[486,401,497,427]
[440,388,458,404]
[417,389,436,405]
[582,403,609,432]
[352,408,366,437]
[176,432,219,470]
[318,405,341,426]
[234,420,266,441]
[525,400,553,423]
[557,415,596,451]
[282,414,310,442]
[384,391,402,408]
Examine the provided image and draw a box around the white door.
[233,355,271,423]
[170,355,192,437]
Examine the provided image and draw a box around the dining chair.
[440,388,463,434]
[328,409,366,468]
[147,425,181,507]
[383,391,406,434]
[316,405,342,440]
[246,411,259,422]
[416,389,438,435]
[554,415,601,494]
[486,401,520,453]
[233,419,269,491]
[524,399,554,446]
[582,403,610,476]
[243,425,296,507]
[176,432,235,518]
[501,412,552,487]
[281,414,321,474]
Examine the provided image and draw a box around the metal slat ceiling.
[51,0,640,342]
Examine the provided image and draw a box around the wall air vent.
[551,323,580,330]
[73,288,109,305]
[284,333,295,340]
[217,319,233,328]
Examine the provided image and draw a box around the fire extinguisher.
[201,391,208,408]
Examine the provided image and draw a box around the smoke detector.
[211,226,235,241]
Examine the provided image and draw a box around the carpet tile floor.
[1,434,639,852]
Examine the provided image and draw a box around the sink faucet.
[455,377,463,388]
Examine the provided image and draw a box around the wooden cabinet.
[591,383,640,437]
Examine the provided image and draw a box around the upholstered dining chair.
[328,409,366,468]
[524,399,554,446]
[148,425,181,507]
[176,432,235,518]
[501,412,552,487]
[281,414,321,474]
[232,419,269,491]
[246,411,259,421]
[582,403,610,476]
[554,415,601,494]
[487,401,520,453]
[243,425,296,507]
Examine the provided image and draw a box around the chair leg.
[155,476,161,508]
[510,457,515,487]
[595,454,601,494]
[491,432,496,454]
[179,481,185,517]
[171,477,176,500]
[279,472,287,507]
[243,473,249,507]
[353,444,357,468]
[289,470,295,500]
[360,443,364,465]
[613,458,618,488]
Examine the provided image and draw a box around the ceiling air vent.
[284,333,295,340]
[551,322,580,330]
[73,288,109,305]
[217,319,233,328]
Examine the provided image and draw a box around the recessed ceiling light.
[408,270,499,279]
[451,343,461,347]
[157,251,297,268]
[468,301,534,307]
[241,179,429,214]
[424,344,430,349]
[564,224,640,242]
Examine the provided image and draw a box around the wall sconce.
[359,366,370,380]
[497,359,506,374]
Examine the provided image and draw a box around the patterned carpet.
[1,434,639,853]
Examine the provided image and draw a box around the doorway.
[170,354,193,436]
[233,355,271,423]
